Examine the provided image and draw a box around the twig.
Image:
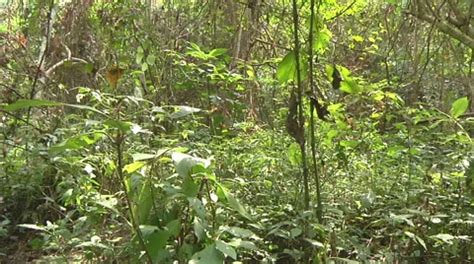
[327,0,357,21]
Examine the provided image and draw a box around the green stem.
[115,132,153,263]
[308,0,323,224]
[291,0,309,210]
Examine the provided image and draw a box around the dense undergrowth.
[1,0,473,263]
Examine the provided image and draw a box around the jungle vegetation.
[0,0,473,263]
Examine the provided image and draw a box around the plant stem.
[115,132,154,263]
[308,0,323,224]
[291,0,310,210]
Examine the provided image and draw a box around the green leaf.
[340,140,359,148]
[189,197,206,218]
[276,51,307,84]
[351,35,364,42]
[228,239,258,250]
[132,153,158,161]
[146,55,156,65]
[132,148,170,161]
[172,152,210,177]
[209,48,228,57]
[222,226,255,238]
[217,184,251,220]
[193,218,206,242]
[136,47,144,64]
[123,161,145,174]
[215,240,237,260]
[339,66,361,94]
[189,243,224,264]
[169,105,201,119]
[165,219,181,238]
[49,133,104,153]
[277,52,295,83]
[3,99,62,111]
[139,225,171,262]
[360,190,376,209]
[136,182,153,224]
[182,176,199,197]
[450,97,469,118]
[104,119,132,132]
[17,224,47,231]
[64,103,107,116]
[290,227,302,238]
[430,233,455,244]
[304,238,324,248]
[287,142,302,165]
[416,236,427,250]
[141,62,148,71]
[314,26,332,52]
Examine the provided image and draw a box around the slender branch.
[0,109,48,133]
[408,0,474,49]
[327,0,357,21]
[291,0,309,210]
[44,57,88,77]
[308,0,323,224]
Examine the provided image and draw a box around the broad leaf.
[287,143,302,165]
[132,148,170,161]
[123,161,145,174]
[172,152,210,177]
[189,243,224,264]
[139,225,171,263]
[450,97,468,118]
[49,133,104,153]
[217,184,251,220]
[222,226,255,238]
[209,48,228,57]
[276,51,307,84]
[228,239,258,250]
[104,119,132,132]
[136,181,153,224]
[182,176,199,197]
[215,240,237,260]
[169,106,201,119]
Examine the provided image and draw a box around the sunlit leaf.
[222,226,255,238]
[193,218,206,242]
[215,240,236,259]
[228,239,258,250]
[287,142,302,165]
[132,148,170,161]
[123,161,145,174]
[430,233,455,244]
[169,105,201,119]
[276,51,307,84]
[49,133,104,153]
[171,152,210,177]
[450,97,469,118]
[209,48,228,57]
[17,224,46,231]
[290,227,302,238]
